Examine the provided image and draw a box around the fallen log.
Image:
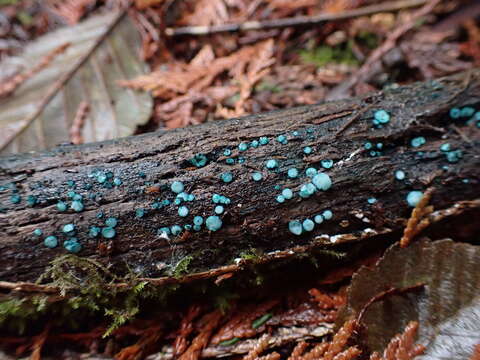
[0,70,479,289]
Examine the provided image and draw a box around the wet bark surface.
[1,70,479,283]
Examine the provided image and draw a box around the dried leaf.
[341,239,480,359]
[0,11,153,155]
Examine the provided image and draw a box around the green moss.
[299,40,359,67]
[173,256,193,278]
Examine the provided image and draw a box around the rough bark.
[0,70,479,284]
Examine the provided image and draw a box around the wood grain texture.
[1,70,479,283]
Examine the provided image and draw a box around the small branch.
[69,101,89,145]
[327,0,442,100]
[164,0,428,37]
[0,43,70,99]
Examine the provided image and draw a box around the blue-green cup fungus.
[302,219,314,232]
[251,172,263,181]
[178,206,189,217]
[220,172,234,183]
[101,227,116,239]
[282,188,293,199]
[44,236,58,248]
[206,215,222,231]
[406,191,423,207]
[62,223,75,234]
[287,168,299,179]
[312,173,332,191]
[322,210,333,220]
[171,181,184,194]
[64,239,82,253]
[266,159,279,169]
[288,220,303,235]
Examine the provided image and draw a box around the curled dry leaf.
[340,239,480,359]
[0,11,153,155]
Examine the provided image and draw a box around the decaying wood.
[0,70,479,285]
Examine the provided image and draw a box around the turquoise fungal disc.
[282,188,293,199]
[193,225,202,232]
[159,227,171,235]
[27,195,37,206]
[277,135,287,144]
[251,140,259,148]
[10,194,21,204]
[193,216,204,226]
[367,198,377,204]
[187,194,195,201]
[252,172,263,181]
[314,214,323,224]
[449,107,460,119]
[312,173,332,191]
[288,220,303,235]
[190,154,208,167]
[33,228,43,236]
[287,168,299,178]
[71,200,84,212]
[460,107,475,117]
[238,142,249,151]
[136,208,146,218]
[105,217,118,227]
[223,149,232,156]
[303,146,312,154]
[56,201,67,212]
[171,181,184,194]
[89,226,101,237]
[44,236,58,248]
[410,136,426,147]
[212,194,222,203]
[266,159,278,169]
[446,150,462,163]
[113,177,122,186]
[395,170,405,180]
[64,239,82,253]
[184,224,192,231]
[62,223,75,233]
[322,210,333,220]
[374,109,390,124]
[259,137,269,145]
[364,142,373,150]
[306,168,317,177]
[102,227,116,238]
[321,159,333,169]
[178,206,189,217]
[214,205,224,214]
[171,225,182,235]
[226,158,235,164]
[276,195,285,203]
[440,143,451,152]
[97,173,107,183]
[302,219,314,232]
[299,183,316,198]
[221,172,233,183]
[206,215,222,231]
[407,191,423,207]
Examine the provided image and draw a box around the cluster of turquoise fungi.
[0,104,477,253]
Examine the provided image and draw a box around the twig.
[0,43,70,98]
[356,284,425,324]
[69,101,89,145]
[165,0,428,36]
[0,4,130,153]
[400,187,434,248]
[335,103,376,136]
[327,0,442,100]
